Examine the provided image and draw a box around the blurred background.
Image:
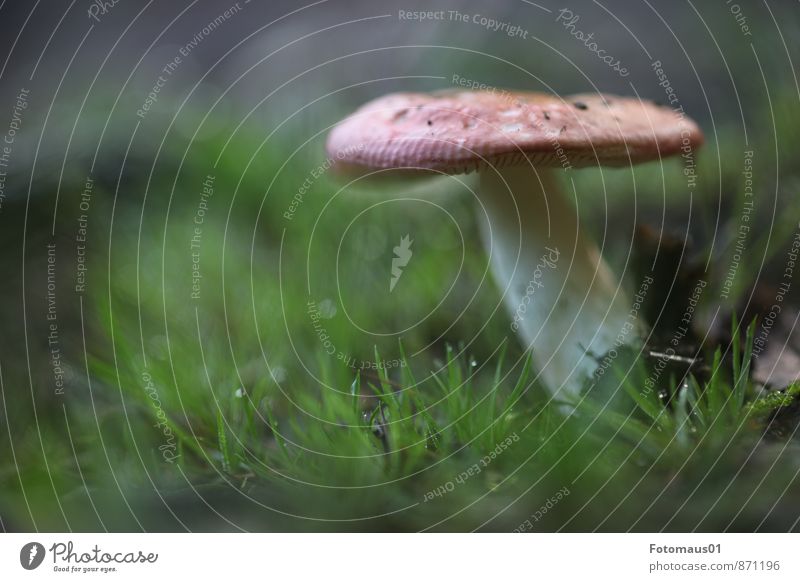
[0,0,799,532]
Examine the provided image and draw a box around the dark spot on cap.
[560,125,567,134]
[543,111,551,120]
[573,102,588,110]
[427,120,433,126]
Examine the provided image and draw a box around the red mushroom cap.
[326,90,704,174]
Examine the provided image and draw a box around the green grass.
[64,301,800,531]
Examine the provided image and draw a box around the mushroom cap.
[326,90,704,174]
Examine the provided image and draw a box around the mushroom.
[326,90,704,398]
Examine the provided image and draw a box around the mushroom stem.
[476,164,640,398]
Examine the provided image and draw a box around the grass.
[71,306,800,531]
[5,179,799,532]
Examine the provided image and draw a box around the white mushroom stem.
[475,164,640,399]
